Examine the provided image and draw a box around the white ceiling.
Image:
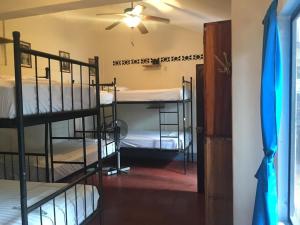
[54,0,231,32]
[0,0,231,32]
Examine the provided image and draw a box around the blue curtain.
[252,0,282,225]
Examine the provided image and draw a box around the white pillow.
[117,86,129,91]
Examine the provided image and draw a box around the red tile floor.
[91,158,204,225]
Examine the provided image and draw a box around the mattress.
[0,77,113,119]
[117,88,190,102]
[120,130,190,150]
[0,179,99,225]
[0,139,116,181]
[40,139,116,181]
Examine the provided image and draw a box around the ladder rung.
[52,161,84,165]
[75,130,96,133]
[160,136,178,138]
[52,137,83,140]
[160,123,179,126]
[159,111,178,114]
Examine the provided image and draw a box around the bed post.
[94,56,103,222]
[182,76,186,174]
[13,31,28,225]
[190,77,194,162]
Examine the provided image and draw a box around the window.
[290,13,300,225]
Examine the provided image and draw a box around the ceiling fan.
[96,1,170,34]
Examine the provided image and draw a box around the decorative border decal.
[113,54,204,66]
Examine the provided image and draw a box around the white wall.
[232,0,271,224]
[0,14,101,152]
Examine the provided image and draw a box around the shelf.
[0,37,13,44]
[142,64,161,68]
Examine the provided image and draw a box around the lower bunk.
[120,130,193,173]
[0,169,100,225]
[0,138,116,182]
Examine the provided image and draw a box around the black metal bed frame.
[117,77,194,173]
[0,31,103,225]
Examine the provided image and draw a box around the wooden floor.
[90,159,204,225]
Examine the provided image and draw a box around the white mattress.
[117,88,189,102]
[0,139,116,181]
[42,139,116,181]
[120,130,190,150]
[0,179,99,225]
[0,78,113,118]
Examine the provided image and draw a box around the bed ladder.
[159,102,186,173]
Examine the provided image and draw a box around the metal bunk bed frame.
[0,31,103,225]
[117,77,193,173]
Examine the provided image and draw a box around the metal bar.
[49,122,55,182]
[13,31,28,225]
[75,185,79,225]
[51,137,83,140]
[190,77,194,162]
[11,154,15,180]
[48,61,52,114]
[102,107,108,157]
[60,60,64,111]
[45,123,50,182]
[71,63,74,111]
[82,117,87,175]
[88,69,91,109]
[34,56,39,114]
[159,103,162,150]
[27,155,31,181]
[52,161,84,165]
[64,192,68,225]
[177,102,180,152]
[160,123,179,126]
[80,65,83,110]
[3,154,7,179]
[94,56,103,209]
[20,48,95,68]
[182,76,186,174]
[160,136,179,138]
[159,111,178,114]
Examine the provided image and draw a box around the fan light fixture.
[123,15,141,28]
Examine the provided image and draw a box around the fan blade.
[143,15,170,24]
[137,22,149,34]
[105,21,121,30]
[131,5,145,15]
[96,13,124,16]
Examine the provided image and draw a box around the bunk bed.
[116,77,193,173]
[0,32,102,225]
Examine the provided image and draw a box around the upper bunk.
[0,31,106,128]
[116,77,193,104]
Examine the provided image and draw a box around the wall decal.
[112,54,203,66]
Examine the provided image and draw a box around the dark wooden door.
[204,20,232,138]
[196,64,205,194]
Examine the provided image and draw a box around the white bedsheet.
[0,139,116,181]
[120,130,190,150]
[0,78,113,118]
[117,88,189,102]
[41,139,115,181]
[0,179,99,225]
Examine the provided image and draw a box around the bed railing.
[5,32,99,128]
[0,151,49,182]
[27,168,101,225]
